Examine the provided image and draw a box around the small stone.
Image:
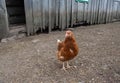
[79,81,85,83]
[111,42,114,44]
[1,38,7,43]
[114,73,120,77]
[7,36,17,41]
[86,43,89,46]
[18,34,26,39]
[102,64,108,70]
[92,78,94,81]
[75,61,79,64]
[97,32,103,35]
[32,39,39,43]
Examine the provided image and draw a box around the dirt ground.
[0,22,120,83]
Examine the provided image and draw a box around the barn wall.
[25,0,120,35]
[0,0,120,39]
[0,0,9,39]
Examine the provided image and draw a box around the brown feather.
[57,30,79,62]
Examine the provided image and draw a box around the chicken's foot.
[67,61,77,69]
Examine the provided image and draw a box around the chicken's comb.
[66,28,74,31]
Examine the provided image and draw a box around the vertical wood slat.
[106,0,109,23]
[92,0,95,24]
[55,0,59,27]
[87,0,92,24]
[78,3,84,22]
[71,0,74,27]
[59,0,66,30]
[95,0,99,24]
[101,0,104,23]
[71,0,78,27]
[90,0,94,24]
[24,0,34,35]
[94,0,98,24]
[98,0,103,24]
[101,0,106,23]
[48,0,52,32]
[0,0,8,39]
[109,0,114,22]
[118,3,120,19]
[42,0,45,30]
[32,0,40,32]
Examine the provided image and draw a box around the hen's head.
[65,30,74,38]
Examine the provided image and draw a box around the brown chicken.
[57,30,79,70]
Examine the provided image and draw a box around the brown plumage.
[57,30,79,70]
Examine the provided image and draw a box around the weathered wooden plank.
[65,0,67,28]
[66,0,71,27]
[102,0,107,23]
[113,1,118,20]
[111,0,115,21]
[83,3,85,22]
[94,0,97,24]
[98,0,102,24]
[95,0,99,24]
[118,2,120,19]
[78,3,84,22]
[42,0,46,30]
[44,0,49,28]
[0,0,9,39]
[66,0,72,27]
[116,3,119,19]
[107,0,111,23]
[93,0,96,24]
[109,0,113,22]
[100,0,104,23]
[59,0,66,30]
[71,0,76,27]
[87,0,91,24]
[90,0,94,24]
[48,0,52,32]
[51,0,56,30]
[32,0,42,32]
[92,0,96,24]
[24,0,34,35]
[101,0,105,23]
[109,0,112,22]
[74,1,78,23]
[55,0,59,27]
[94,0,98,24]
[105,0,109,23]
[84,3,87,22]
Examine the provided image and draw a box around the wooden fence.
[0,0,120,39]
[25,0,120,35]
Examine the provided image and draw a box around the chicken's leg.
[62,62,66,71]
[67,61,71,68]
